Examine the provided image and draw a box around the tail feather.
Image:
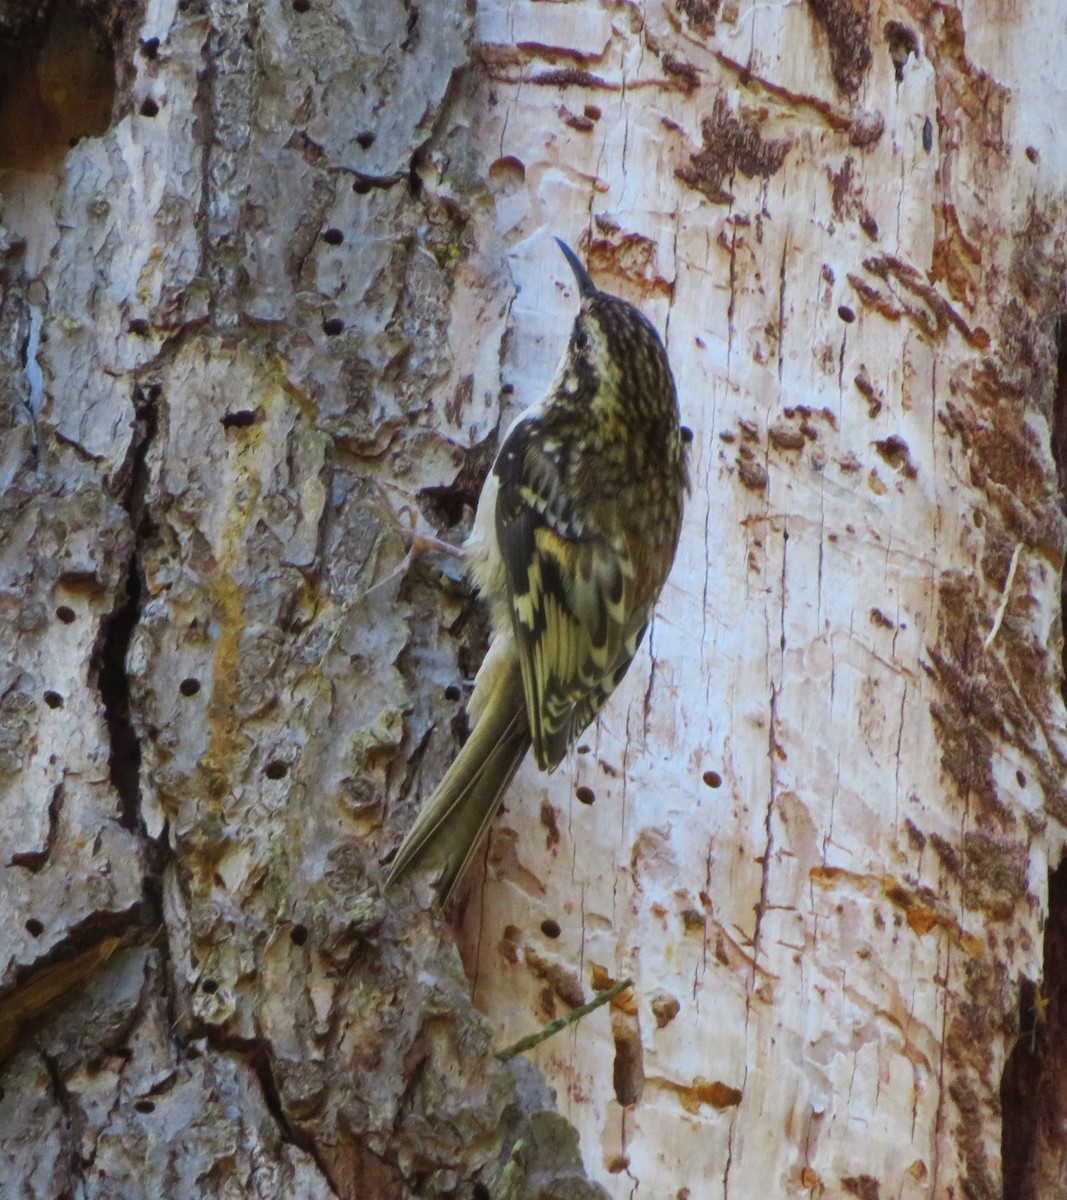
[386,654,530,904]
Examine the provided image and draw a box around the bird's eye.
[575,329,589,350]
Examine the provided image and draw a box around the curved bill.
[554,237,597,298]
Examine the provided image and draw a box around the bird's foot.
[358,503,465,600]
[404,528,465,560]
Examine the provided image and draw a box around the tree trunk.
[1,0,1065,1197]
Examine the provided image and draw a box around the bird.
[386,237,689,904]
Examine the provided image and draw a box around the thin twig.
[495,978,634,1061]
[983,542,1024,650]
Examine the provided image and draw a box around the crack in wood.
[7,783,63,873]
[90,385,157,833]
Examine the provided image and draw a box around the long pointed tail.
[386,653,530,905]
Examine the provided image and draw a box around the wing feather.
[494,421,648,770]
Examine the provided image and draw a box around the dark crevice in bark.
[250,1047,332,1178]
[1001,979,1038,1199]
[0,907,150,1070]
[41,1047,82,1200]
[205,1033,343,1197]
[92,384,157,832]
[6,906,146,993]
[1000,861,1067,1199]
[92,561,143,831]
[0,0,115,174]
[104,383,181,1045]
[1000,314,1067,1199]
[1053,315,1067,710]
[192,22,219,325]
[7,783,63,872]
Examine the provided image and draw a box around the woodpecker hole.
[139,98,159,118]
[25,918,43,937]
[290,923,309,946]
[134,1100,155,1114]
[611,1022,645,1107]
[323,317,345,336]
[702,770,723,788]
[264,760,289,780]
[322,228,344,244]
[487,156,527,191]
[540,918,561,939]
[356,131,375,149]
[179,677,201,696]
[651,991,681,1028]
[575,785,595,805]
[838,305,856,323]
[221,409,256,429]
[43,691,63,709]
[201,978,218,994]
[884,21,919,82]
[55,605,76,624]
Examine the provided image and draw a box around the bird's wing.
[493,422,647,770]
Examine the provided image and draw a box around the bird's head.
[553,237,679,440]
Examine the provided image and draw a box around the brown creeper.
[387,238,689,903]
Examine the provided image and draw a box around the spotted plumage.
[387,238,689,904]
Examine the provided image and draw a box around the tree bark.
[2,0,1066,1197]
